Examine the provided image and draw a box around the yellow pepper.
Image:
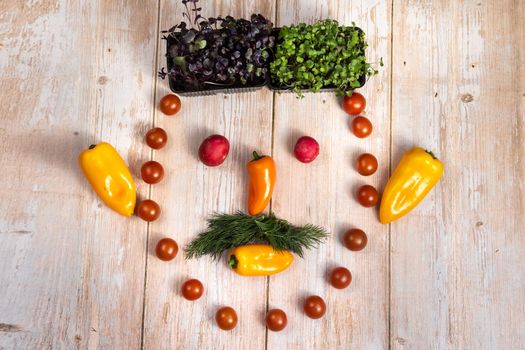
[227,245,293,276]
[79,142,136,217]
[380,147,444,224]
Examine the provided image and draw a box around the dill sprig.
[184,212,329,260]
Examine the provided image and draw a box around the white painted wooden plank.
[267,1,392,349]
[390,1,525,349]
[0,1,157,348]
[142,1,276,349]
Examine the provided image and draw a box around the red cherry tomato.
[356,185,379,207]
[342,92,366,115]
[155,238,178,261]
[137,199,161,222]
[343,228,368,251]
[265,309,287,332]
[351,116,373,138]
[145,127,168,149]
[181,279,204,301]
[330,267,352,289]
[216,307,238,331]
[141,161,165,184]
[304,296,326,319]
[356,153,378,176]
[160,94,181,116]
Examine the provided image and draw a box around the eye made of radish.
[294,136,320,163]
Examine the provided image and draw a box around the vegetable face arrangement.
[78,89,444,335]
[77,0,445,338]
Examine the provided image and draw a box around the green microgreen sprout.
[269,20,380,97]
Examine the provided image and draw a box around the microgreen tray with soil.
[269,20,377,96]
[159,0,275,95]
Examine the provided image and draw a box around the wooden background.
[0,0,524,349]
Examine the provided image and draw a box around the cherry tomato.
[160,94,181,116]
[304,296,326,319]
[141,161,165,184]
[265,309,287,332]
[356,185,379,207]
[181,279,204,301]
[351,116,373,138]
[343,228,368,251]
[216,306,238,331]
[137,199,161,222]
[145,127,168,149]
[155,238,178,261]
[342,92,366,115]
[330,267,352,289]
[356,153,378,176]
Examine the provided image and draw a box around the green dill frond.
[184,212,329,259]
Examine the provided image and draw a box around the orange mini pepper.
[247,151,276,216]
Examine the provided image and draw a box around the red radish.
[294,136,320,163]
[198,135,230,166]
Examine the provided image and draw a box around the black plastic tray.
[165,34,268,96]
[267,75,367,94]
[165,25,368,96]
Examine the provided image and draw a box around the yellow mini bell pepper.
[380,147,444,224]
[227,245,293,276]
[79,142,136,217]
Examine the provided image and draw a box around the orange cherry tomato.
[216,307,238,331]
[356,185,379,207]
[141,161,164,184]
[342,92,366,115]
[330,267,352,289]
[355,153,377,176]
[356,153,378,176]
[181,279,204,301]
[160,94,181,116]
[145,127,168,149]
[155,238,178,261]
[351,116,373,138]
[265,309,287,332]
[304,296,326,319]
[343,228,368,251]
[137,199,161,222]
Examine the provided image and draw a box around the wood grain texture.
[0,1,157,348]
[267,1,391,349]
[390,0,525,349]
[1,0,524,349]
[142,1,276,349]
